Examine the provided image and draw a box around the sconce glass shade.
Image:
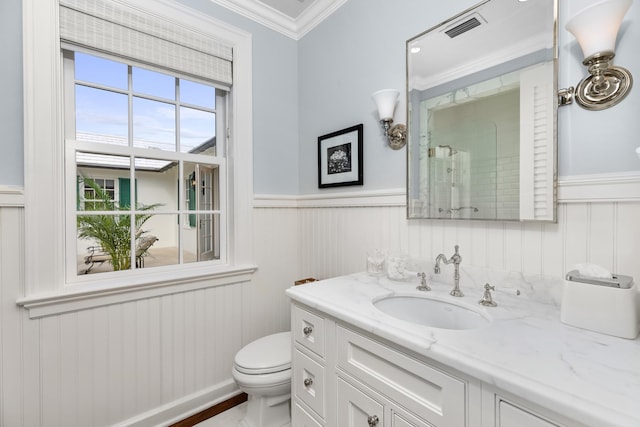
[566,0,632,58]
[371,89,399,120]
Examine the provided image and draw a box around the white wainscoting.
[0,204,296,427]
[294,201,640,285]
[2,178,639,426]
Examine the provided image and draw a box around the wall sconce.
[371,89,407,149]
[560,0,633,110]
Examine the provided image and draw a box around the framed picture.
[317,123,363,188]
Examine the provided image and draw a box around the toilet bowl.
[232,331,292,427]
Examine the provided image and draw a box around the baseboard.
[169,393,248,427]
[114,379,241,427]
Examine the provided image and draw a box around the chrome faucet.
[434,244,463,297]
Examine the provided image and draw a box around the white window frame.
[19,0,255,318]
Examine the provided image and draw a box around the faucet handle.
[416,272,431,291]
[479,283,497,307]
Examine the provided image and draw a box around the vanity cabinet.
[291,303,480,427]
[291,302,576,427]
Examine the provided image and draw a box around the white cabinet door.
[499,401,560,427]
[337,378,384,427]
[391,411,431,427]
[336,325,466,426]
[293,402,324,427]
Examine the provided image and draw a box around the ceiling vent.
[445,16,482,38]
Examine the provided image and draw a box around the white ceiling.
[208,0,347,39]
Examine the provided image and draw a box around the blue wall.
[0,0,24,186]
[298,0,640,195]
[298,0,479,193]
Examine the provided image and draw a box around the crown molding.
[208,0,347,40]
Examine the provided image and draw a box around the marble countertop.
[286,272,640,427]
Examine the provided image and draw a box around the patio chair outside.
[83,235,159,274]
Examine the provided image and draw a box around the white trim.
[17,264,257,319]
[0,186,25,207]
[253,194,301,208]
[253,173,640,209]
[295,0,349,40]
[208,0,347,40]
[254,189,407,208]
[558,172,640,203]
[115,379,240,427]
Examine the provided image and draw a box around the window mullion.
[176,77,184,265]
[128,65,136,269]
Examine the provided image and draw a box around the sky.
[74,52,217,153]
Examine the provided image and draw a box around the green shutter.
[119,178,130,208]
[119,178,137,208]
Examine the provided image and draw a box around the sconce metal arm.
[380,119,407,150]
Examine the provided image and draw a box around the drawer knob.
[303,326,313,336]
[303,377,313,387]
[367,415,379,426]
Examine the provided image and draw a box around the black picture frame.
[317,124,363,188]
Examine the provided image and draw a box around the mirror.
[407,0,557,221]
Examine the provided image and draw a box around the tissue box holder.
[561,271,639,339]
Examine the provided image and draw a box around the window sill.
[17,263,257,319]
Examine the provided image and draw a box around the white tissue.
[572,263,612,279]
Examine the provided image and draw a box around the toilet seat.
[234,331,291,375]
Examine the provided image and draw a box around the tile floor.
[193,402,247,426]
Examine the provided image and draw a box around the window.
[81,177,116,210]
[66,51,226,276]
[19,0,255,314]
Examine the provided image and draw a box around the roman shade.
[59,0,233,87]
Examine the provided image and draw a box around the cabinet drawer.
[337,377,384,427]
[293,402,324,427]
[292,305,325,358]
[337,326,466,427]
[293,349,326,418]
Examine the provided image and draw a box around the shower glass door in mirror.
[407,0,558,221]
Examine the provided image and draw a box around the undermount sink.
[373,295,491,330]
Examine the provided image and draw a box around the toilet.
[232,331,292,427]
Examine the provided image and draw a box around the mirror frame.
[405,0,558,223]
